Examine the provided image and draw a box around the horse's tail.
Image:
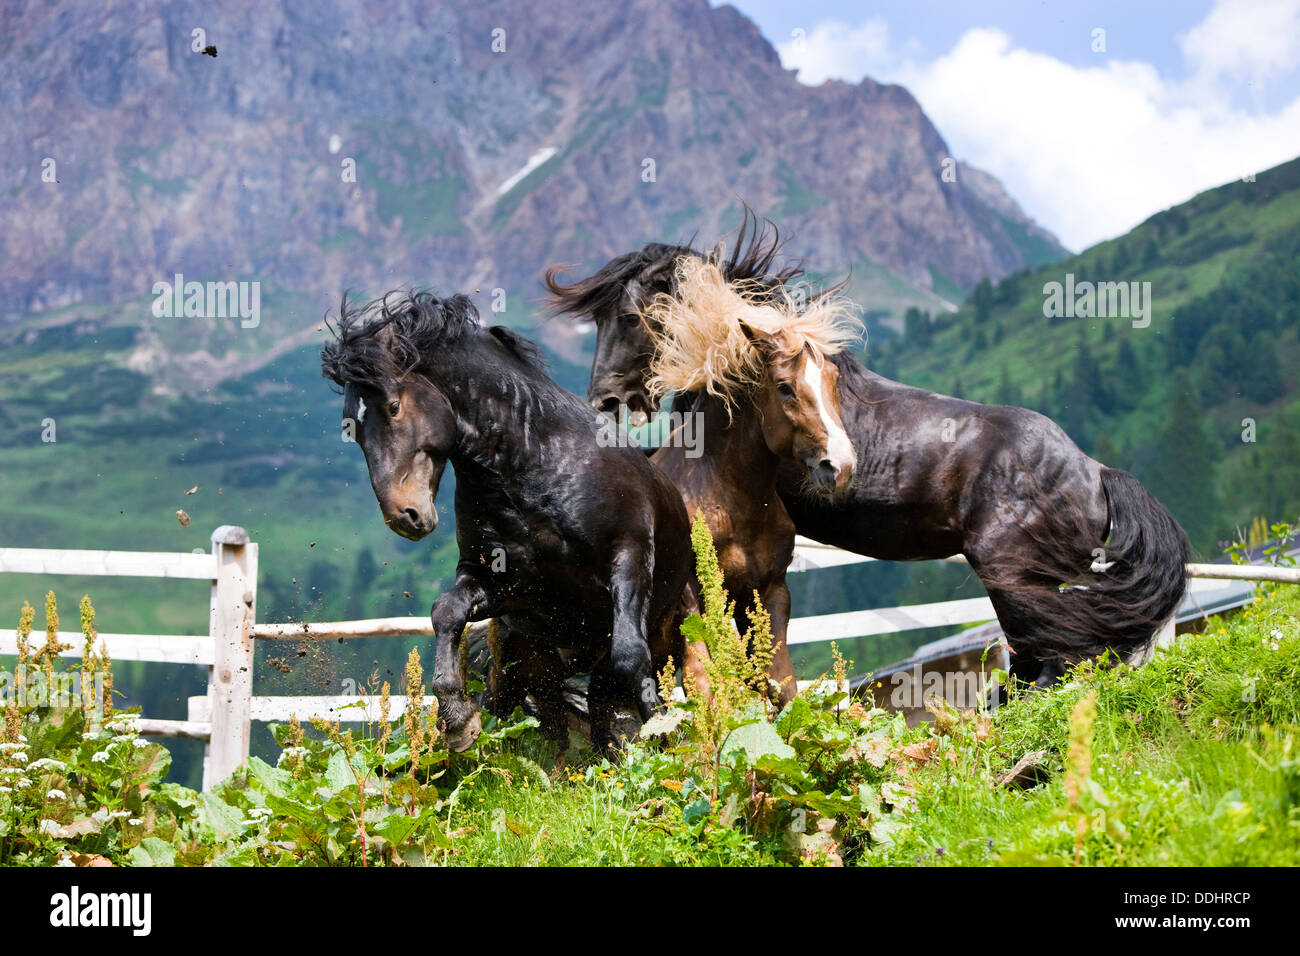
[993,468,1189,667]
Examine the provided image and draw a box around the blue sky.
[723,0,1300,250]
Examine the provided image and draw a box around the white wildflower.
[127,818,143,826]
[91,751,110,764]
[38,819,61,835]
[132,738,150,749]
[46,789,66,801]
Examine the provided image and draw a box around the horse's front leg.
[756,579,797,708]
[608,543,660,725]
[430,573,492,752]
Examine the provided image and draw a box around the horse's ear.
[738,319,776,354]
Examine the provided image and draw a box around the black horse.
[546,224,1189,687]
[321,290,693,751]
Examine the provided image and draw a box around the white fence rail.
[1,527,1294,790]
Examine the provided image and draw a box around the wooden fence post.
[204,526,257,790]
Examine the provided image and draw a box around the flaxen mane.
[644,257,861,409]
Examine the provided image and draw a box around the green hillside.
[869,157,1300,552]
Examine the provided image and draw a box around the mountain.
[1,0,1063,374]
[876,156,1300,552]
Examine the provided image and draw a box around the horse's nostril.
[402,507,421,527]
[806,458,839,489]
[597,396,621,416]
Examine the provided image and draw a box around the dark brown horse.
[321,290,693,751]
[642,257,860,705]
[547,225,1189,688]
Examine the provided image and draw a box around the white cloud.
[1180,0,1300,87]
[779,18,905,86]
[776,3,1300,251]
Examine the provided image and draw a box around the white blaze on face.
[356,396,366,423]
[802,356,853,470]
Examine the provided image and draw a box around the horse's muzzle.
[805,456,853,495]
[591,389,653,428]
[386,507,437,540]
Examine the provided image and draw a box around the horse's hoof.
[444,711,482,753]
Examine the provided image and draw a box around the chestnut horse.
[642,257,860,705]
[547,224,1189,688]
[321,290,692,752]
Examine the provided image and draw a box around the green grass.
[862,587,1300,866]
[6,585,1297,866]
[333,584,1300,867]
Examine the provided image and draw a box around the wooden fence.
[2,526,1297,790]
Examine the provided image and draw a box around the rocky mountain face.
[1,0,1064,379]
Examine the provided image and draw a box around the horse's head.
[744,327,855,494]
[546,208,805,426]
[546,245,681,427]
[343,374,454,540]
[645,257,860,494]
[322,292,470,541]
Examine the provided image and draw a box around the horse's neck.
[696,393,782,506]
[440,360,565,476]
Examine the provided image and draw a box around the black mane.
[321,289,545,391]
[544,206,809,319]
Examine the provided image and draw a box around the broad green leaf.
[784,789,859,817]
[680,613,707,644]
[381,742,412,771]
[483,716,540,742]
[373,811,420,846]
[638,709,687,738]
[132,742,172,788]
[128,836,176,867]
[156,782,199,817]
[400,845,427,867]
[682,797,711,826]
[266,792,321,825]
[722,721,796,765]
[198,792,245,841]
[246,756,293,798]
[325,749,355,793]
[211,844,261,867]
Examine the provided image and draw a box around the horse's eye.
[388,400,400,416]
[777,383,796,400]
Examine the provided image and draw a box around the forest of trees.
[875,220,1300,553]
